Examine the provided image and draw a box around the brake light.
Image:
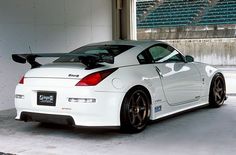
[19,76,24,84]
[76,68,117,86]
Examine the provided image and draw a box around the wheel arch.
[208,72,226,107]
[208,72,225,93]
[120,85,152,122]
[119,84,152,132]
[122,85,152,105]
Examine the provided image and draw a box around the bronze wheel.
[120,87,150,133]
[209,73,226,108]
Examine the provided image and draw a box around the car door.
[147,44,202,106]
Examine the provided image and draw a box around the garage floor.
[0,68,235,155]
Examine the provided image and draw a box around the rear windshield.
[54,45,133,63]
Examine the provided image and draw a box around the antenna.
[29,46,32,54]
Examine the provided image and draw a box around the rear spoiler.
[12,53,114,69]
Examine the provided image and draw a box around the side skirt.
[150,102,209,121]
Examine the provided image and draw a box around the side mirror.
[185,55,194,62]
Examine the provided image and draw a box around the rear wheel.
[209,73,226,108]
[120,88,150,133]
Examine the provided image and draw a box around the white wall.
[0,0,112,110]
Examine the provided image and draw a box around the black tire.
[120,87,151,133]
[209,73,226,108]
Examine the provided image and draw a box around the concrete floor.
[0,97,236,155]
[0,68,235,155]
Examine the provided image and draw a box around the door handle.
[155,66,163,78]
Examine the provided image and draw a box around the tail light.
[19,76,24,84]
[76,68,118,86]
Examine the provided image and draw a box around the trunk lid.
[25,63,95,79]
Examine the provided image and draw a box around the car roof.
[82,40,172,67]
[86,40,164,48]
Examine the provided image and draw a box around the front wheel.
[209,73,226,108]
[120,88,151,133]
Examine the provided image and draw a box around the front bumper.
[15,85,125,126]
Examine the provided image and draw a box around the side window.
[137,50,152,64]
[149,46,170,62]
[148,44,185,63]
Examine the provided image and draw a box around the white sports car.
[12,40,226,133]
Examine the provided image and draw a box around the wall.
[137,26,236,40]
[0,0,112,110]
[165,38,236,66]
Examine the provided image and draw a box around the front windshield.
[54,45,133,63]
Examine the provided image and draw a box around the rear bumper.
[15,85,125,126]
[18,112,75,125]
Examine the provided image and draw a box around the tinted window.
[54,45,133,63]
[148,44,185,63]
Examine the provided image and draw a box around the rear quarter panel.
[95,64,167,120]
[97,64,165,98]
